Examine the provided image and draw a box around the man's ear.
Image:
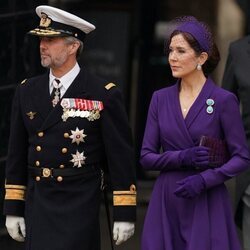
[69,41,80,55]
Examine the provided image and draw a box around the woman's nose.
[169,51,177,61]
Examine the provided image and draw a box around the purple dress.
[140,78,250,250]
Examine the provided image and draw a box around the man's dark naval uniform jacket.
[222,35,250,228]
[3,68,136,250]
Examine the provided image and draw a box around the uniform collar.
[49,62,80,94]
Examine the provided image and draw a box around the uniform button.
[64,133,69,138]
[57,176,63,182]
[35,161,40,167]
[62,148,68,154]
[35,176,41,181]
[38,132,44,137]
[36,146,42,152]
[59,164,65,169]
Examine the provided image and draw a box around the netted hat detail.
[165,16,213,55]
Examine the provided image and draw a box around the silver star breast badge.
[70,150,86,168]
[69,127,87,145]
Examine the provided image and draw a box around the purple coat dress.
[140,77,250,250]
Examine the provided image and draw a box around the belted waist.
[28,165,99,182]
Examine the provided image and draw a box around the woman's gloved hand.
[180,146,210,168]
[174,174,206,199]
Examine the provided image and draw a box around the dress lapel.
[184,77,215,129]
[173,81,196,146]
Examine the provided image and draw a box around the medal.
[70,150,86,168]
[69,127,87,145]
[61,98,104,122]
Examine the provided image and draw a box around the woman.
[140,16,250,250]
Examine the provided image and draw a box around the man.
[222,36,250,250]
[4,5,136,250]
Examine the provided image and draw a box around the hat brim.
[28,27,85,41]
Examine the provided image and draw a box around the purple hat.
[166,16,212,55]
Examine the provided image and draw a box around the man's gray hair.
[64,36,84,59]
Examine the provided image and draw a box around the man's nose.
[40,39,47,49]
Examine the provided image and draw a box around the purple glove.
[174,174,206,199]
[180,146,210,169]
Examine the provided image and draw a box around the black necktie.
[51,79,61,107]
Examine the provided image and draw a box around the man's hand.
[113,221,135,245]
[5,215,26,242]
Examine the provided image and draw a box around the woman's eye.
[178,49,185,53]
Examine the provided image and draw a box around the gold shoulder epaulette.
[113,184,137,206]
[105,82,116,90]
[20,79,27,85]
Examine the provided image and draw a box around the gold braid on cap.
[5,184,26,201]
[113,184,136,206]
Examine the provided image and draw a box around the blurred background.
[0,0,249,249]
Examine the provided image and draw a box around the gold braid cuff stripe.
[5,184,26,190]
[113,190,137,195]
[5,189,25,201]
[113,194,136,206]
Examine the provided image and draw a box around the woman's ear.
[199,52,209,66]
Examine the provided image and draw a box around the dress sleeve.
[140,92,183,171]
[200,93,250,188]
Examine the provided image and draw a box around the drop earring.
[197,64,202,70]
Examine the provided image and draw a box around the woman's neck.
[180,73,207,95]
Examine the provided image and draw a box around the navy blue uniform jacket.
[3,68,136,250]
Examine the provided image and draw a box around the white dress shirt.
[49,63,80,97]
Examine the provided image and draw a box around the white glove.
[5,215,26,242]
[113,221,135,245]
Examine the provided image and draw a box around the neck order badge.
[51,79,62,107]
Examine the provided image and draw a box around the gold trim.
[105,83,116,90]
[29,28,61,36]
[42,168,52,178]
[113,194,136,206]
[5,184,26,190]
[5,189,25,201]
[40,13,52,27]
[26,111,37,120]
[113,190,137,195]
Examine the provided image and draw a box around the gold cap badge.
[40,13,52,27]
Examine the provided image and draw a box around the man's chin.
[41,61,50,68]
